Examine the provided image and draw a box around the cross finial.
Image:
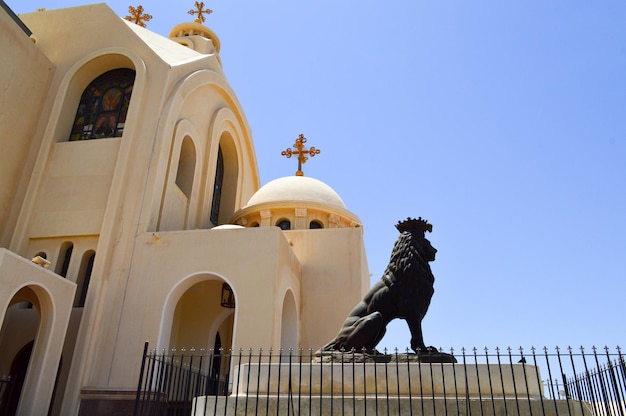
[125,5,152,28]
[189,1,213,23]
[281,134,320,176]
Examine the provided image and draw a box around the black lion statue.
[320,217,455,362]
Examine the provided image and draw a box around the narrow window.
[75,251,95,307]
[69,68,135,141]
[175,136,196,199]
[56,242,73,278]
[309,220,323,229]
[210,147,224,225]
[277,219,291,230]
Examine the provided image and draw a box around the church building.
[0,3,370,414]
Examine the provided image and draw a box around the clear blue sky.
[11,0,626,351]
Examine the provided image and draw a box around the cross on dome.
[281,134,321,176]
[188,1,213,23]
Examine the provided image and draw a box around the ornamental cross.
[281,134,320,176]
[124,5,152,28]
[189,1,213,23]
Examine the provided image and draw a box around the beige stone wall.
[286,228,370,349]
[0,10,54,248]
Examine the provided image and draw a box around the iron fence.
[134,343,624,416]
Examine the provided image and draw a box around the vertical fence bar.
[531,347,547,416]
[308,348,313,416]
[133,341,149,416]
[580,346,601,415]
[605,346,625,416]
[484,347,496,416]
[555,346,574,416]
[568,346,589,416]
[395,349,401,416]
[428,350,435,416]
[264,348,272,416]
[518,347,532,416]
[456,347,472,415]
[473,347,483,416]
[508,347,521,416]
[348,348,354,416]
[297,349,303,416]
[593,346,612,416]
[362,349,367,416]
[496,347,510,416]
[406,348,413,416]
[384,348,390,416]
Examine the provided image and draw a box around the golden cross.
[281,134,321,176]
[189,1,213,23]
[124,5,152,28]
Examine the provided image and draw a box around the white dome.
[245,176,346,209]
[212,224,244,230]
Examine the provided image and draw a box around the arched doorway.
[0,341,34,415]
[161,274,236,353]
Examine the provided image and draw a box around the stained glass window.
[69,68,135,141]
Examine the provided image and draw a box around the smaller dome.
[212,224,244,230]
[245,176,346,209]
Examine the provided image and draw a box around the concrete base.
[231,362,542,397]
[192,363,593,415]
[193,396,591,416]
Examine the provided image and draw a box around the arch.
[56,242,73,278]
[280,289,298,350]
[213,132,238,226]
[53,51,144,144]
[75,250,95,307]
[176,136,197,199]
[209,146,224,225]
[157,120,202,231]
[157,272,237,352]
[309,220,324,229]
[276,219,291,231]
[0,281,62,416]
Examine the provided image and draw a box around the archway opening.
[169,279,235,351]
[0,288,41,415]
[280,290,298,350]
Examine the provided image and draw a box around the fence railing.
[134,344,624,416]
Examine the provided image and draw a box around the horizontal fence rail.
[134,344,624,416]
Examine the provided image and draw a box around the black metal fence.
[134,344,624,416]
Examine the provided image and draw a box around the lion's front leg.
[405,312,427,352]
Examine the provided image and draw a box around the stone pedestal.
[192,362,592,415]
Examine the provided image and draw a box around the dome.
[212,224,244,230]
[245,176,346,209]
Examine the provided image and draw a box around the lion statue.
[319,217,454,362]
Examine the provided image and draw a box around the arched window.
[309,220,323,229]
[176,136,196,199]
[69,68,135,141]
[75,251,95,307]
[210,147,224,226]
[56,242,73,278]
[277,219,291,230]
